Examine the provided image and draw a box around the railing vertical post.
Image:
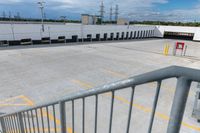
[17,112,25,133]
[60,101,67,133]
[148,81,162,133]
[126,87,135,133]
[0,118,6,133]
[167,77,191,133]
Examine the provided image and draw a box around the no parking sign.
[176,42,185,50]
[173,42,186,56]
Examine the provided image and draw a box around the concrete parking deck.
[0,39,200,133]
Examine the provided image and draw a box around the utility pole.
[99,1,105,24]
[110,6,113,22]
[115,4,119,22]
[9,11,12,19]
[37,1,45,32]
[44,12,46,19]
[2,11,6,18]
[8,11,15,40]
[17,12,21,19]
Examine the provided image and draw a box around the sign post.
[173,42,185,56]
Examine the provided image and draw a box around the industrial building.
[81,14,98,25]
[117,18,129,25]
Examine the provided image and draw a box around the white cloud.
[46,0,169,18]
[0,0,199,21]
[0,0,22,4]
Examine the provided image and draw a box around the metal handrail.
[0,66,199,133]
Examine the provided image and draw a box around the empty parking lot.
[0,39,200,133]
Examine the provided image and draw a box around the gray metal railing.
[0,66,200,133]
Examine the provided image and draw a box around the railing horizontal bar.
[1,66,200,118]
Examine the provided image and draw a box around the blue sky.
[0,0,199,22]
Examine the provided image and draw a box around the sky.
[0,0,200,22]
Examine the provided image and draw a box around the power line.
[2,11,6,18]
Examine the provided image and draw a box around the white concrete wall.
[155,26,200,41]
[0,23,155,41]
[2,23,200,41]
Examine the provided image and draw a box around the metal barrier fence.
[0,66,199,133]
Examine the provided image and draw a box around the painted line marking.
[0,95,34,107]
[71,79,93,89]
[30,100,74,133]
[41,109,61,125]
[71,79,200,131]
[1,95,73,133]
[102,68,127,78]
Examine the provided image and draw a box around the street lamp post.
[37,1,45,32]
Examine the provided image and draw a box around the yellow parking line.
[0,95,24,103]
[0,95,73,133]
[41,109,61,125]
[41,110,73,133]
[0,104,29,106]
[0,95,34,107]
[27,100,74,133]
[103,68,127,78]
[71,79,200,131]
[71,79,93,89]
[20,95,35,106]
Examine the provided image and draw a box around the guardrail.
[0,66,199,133]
